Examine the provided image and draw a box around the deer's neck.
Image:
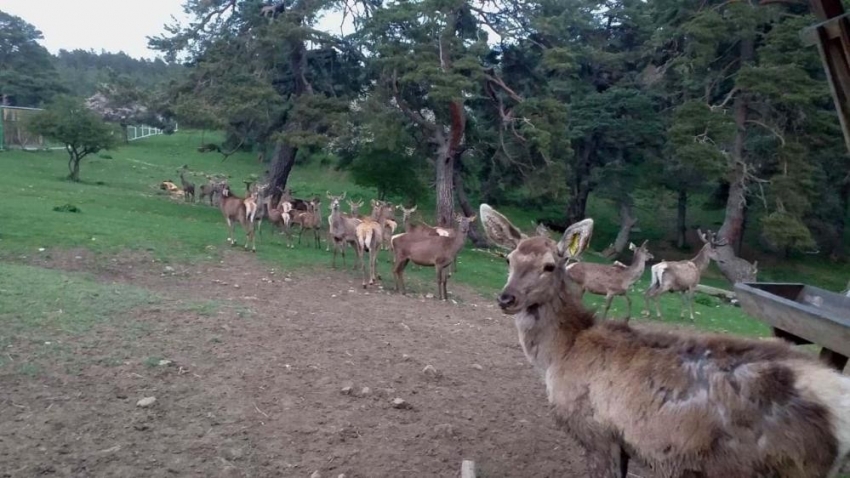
[624,251,647,279]
[513,280,593,375]
[692,245,712,271]
[448,226,467,254]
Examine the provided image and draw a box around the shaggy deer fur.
[566,240,654,321]
[219,185,257,252]
[480,202,850,478]
[391,214,475,300]
[643,229,719,321]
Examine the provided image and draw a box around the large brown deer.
[479,203,850,478]
[397,205,458,273]
[566,240,654,321]
[327,192,362,269]
[219,184,257,252]
[390,213,475,300]
[643,229,720,321]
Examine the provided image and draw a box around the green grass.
[0,130,845,342]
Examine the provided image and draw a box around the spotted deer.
[479,203,850,478]
[566,240,654,321]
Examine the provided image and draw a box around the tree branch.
[710,87,739,111]
[389,70,436,131]
[746,119,786,146]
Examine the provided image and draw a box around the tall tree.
[149,0,360,198]
[0,10,65,106]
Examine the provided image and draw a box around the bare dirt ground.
[1,249,630,478]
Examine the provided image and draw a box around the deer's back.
[566,262,629,293]
[550,322,841,476]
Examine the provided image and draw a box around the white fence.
[0,105,177,151]
[127,123,179,142]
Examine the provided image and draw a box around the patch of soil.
[2,250,608,477]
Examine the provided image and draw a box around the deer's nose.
[498,292,517,309]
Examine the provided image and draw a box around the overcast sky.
[2,0,353,60]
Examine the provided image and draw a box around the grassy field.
[1,130,847,341]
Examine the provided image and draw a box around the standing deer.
[397,205,458,273]
[356,216,384,288]
[283,198,322,248]
[219,184,257,252]
[643,229,720,321]
[566,240,654,322]
[327,192,363,269]
[391,213,475,300]
[178,168,195,202]
[479,203,850,478]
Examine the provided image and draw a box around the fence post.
[0,106,5,152]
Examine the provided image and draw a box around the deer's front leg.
[582,441,629,478]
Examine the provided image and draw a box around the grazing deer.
[565,240,654,322]
[178,168,195,202]
[219,184,257,252]
[643,229,719,321]
[391,213,475,300]
[327,192,363,269]
[479,203,850,478]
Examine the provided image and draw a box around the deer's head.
[697,228,724,261]
[326,192,345,212]
[628,240,654,262]
[480,204,593,315]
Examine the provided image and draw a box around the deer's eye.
[543,263,556,273]
[505,258,510,265]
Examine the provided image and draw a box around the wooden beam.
[800,12,850,46]
[461,460,476,478]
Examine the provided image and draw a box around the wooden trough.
[734,282,850,371]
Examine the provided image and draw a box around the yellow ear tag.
[568,234,580,256]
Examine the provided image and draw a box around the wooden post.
[460,460,476,478]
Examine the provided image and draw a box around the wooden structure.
[801,0,850,153]
[735,282,850,370]
[729,1,850,373]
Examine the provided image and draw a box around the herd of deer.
[166,171,850,477]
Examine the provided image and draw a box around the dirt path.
[1,250,611,477]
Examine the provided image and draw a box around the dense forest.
[2,1,849,275]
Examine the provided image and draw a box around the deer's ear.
[534,222,551,238]
[557,218,593,260]
[480,204,526,251]
[410,205,417,213]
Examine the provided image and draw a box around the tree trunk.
[434,101,465,228]
[677,189,688,249]
[69,156,81,182]
[603,201,637,259]
[566,139,594,225]
[830,179,849,260]
[453,156,488,247]
[269,142,298,203]
[435,145,455,228]
[718,36,754,254]
[121,124,129,144]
